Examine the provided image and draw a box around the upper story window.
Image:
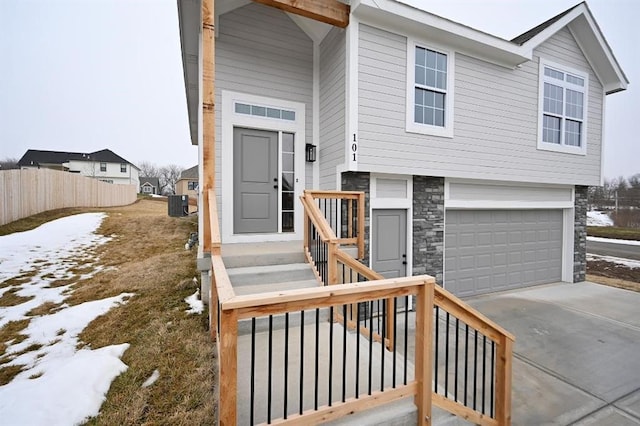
[538,59,588,155]
[406,39,454,138]
[188,181,198,191]
[120,163,127,173]
[100,162,106,172]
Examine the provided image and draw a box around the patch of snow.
[587,254,640,269]
[150,194,166,198]
[587,211,613,227]
[185,290,203,314]
[142,369,160,388]
[0,213,132,425]
[587,236,640,246]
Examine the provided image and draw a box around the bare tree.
[0,157,19,170]
[138,161,160,178]
[159,164,183,195]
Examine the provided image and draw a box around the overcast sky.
[1,0,638,178]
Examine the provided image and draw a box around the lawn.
[0,199,216,424]
[587,226,640,241]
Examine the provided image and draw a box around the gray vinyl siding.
[215,3,313,216]
[357,25,603,186]
[319,27,346,190]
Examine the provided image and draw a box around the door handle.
[402,261,407,265]
[273,185,278,189]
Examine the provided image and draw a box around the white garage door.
[445,209,563,297]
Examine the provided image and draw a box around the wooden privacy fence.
[0,169,137,226]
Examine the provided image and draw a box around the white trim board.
[221,90,306,243]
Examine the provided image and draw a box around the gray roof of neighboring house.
[17,149,139,169]
[510,2,582,45]
[140,177,160,187]
[180,165,198,180]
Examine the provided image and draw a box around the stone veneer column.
[574,185,588,282]
[412,176,445,284]
[341,172,370,266]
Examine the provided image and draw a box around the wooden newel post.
[219,308,238,426]
[202,0,215,253]
[415,280,434,425]
[495,336,513,425]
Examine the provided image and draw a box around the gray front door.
[372,209,407,278]
[233,127,278,234]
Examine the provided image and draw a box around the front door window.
[281,132,295,232]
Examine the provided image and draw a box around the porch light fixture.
[305,143,317,163]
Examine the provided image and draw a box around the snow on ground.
[0,213,133,425]
[587,236,640,246]
[587,253,640,269]
[184,290,204,314]
[587,210,613,227]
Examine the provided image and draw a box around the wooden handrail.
[434,285,515,342]
[334,248,384,281]
[300,193,337,241]
[306,189,362,199]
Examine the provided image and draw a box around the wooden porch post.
[415,280,434,425]
[495,336,513,425]
[202,0,215,253]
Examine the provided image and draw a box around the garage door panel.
[445,209,563,297]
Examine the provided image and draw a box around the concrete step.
[232,279,319,296]
[227,263,316,287]
[222,241,305,268]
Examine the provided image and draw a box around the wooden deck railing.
[301,190,515,425]
[205,188,513,425]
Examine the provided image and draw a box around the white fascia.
[345,14,359,171]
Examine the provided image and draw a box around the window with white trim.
[406,40,454,138]
[538,59,588,154]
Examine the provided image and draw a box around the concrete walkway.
[467,281,640,425]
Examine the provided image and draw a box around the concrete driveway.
[467,281,640,425]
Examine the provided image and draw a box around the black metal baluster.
[284,313,289,419]
[473,329,478,411]
[434,306,439,392]
[300,310,305,415]
[393,297,398,388]
[491,340,495,418]
[445,312,450,396]
[482,335,487,414]
[250,317,256,425]
[314,308,320,411]
[342,304,347,403]
[380,298,385,392]
[356,302,361,398]
[455,318,459,402]
[464,324,469,406]
[403,295,409,385]
[268,315,273,423]
[329,306,334,407]
[368,300,374,395]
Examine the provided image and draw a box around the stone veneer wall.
[341,172,370,266]
[574,185,588,282]
[413,176,445,284]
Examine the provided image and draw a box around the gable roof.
[179,165,198,180]
[18,149,139,169]
[511,4,580,45]
[353,0,627,94]
[140,177,160,187]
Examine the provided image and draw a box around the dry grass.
[64,199,217,425]
[0,319,30,357]
[0,365,25,386]
[0,288,35,307]
[587,274,640,293]
[26,301,64,317]
[1,199,215,423]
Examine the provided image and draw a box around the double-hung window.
[538,59,588,154]
[406,40,454,137]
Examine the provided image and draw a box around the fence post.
[210,269,218,342]
[219,307,238,426]
[495,336,513,425]
[415,280,434,425]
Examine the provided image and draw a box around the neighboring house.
[17,149,140,188]
[177,1,628,298]
[175,165,198,199]
[139,177,160,195]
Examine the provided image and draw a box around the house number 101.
[351,134,357,162]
